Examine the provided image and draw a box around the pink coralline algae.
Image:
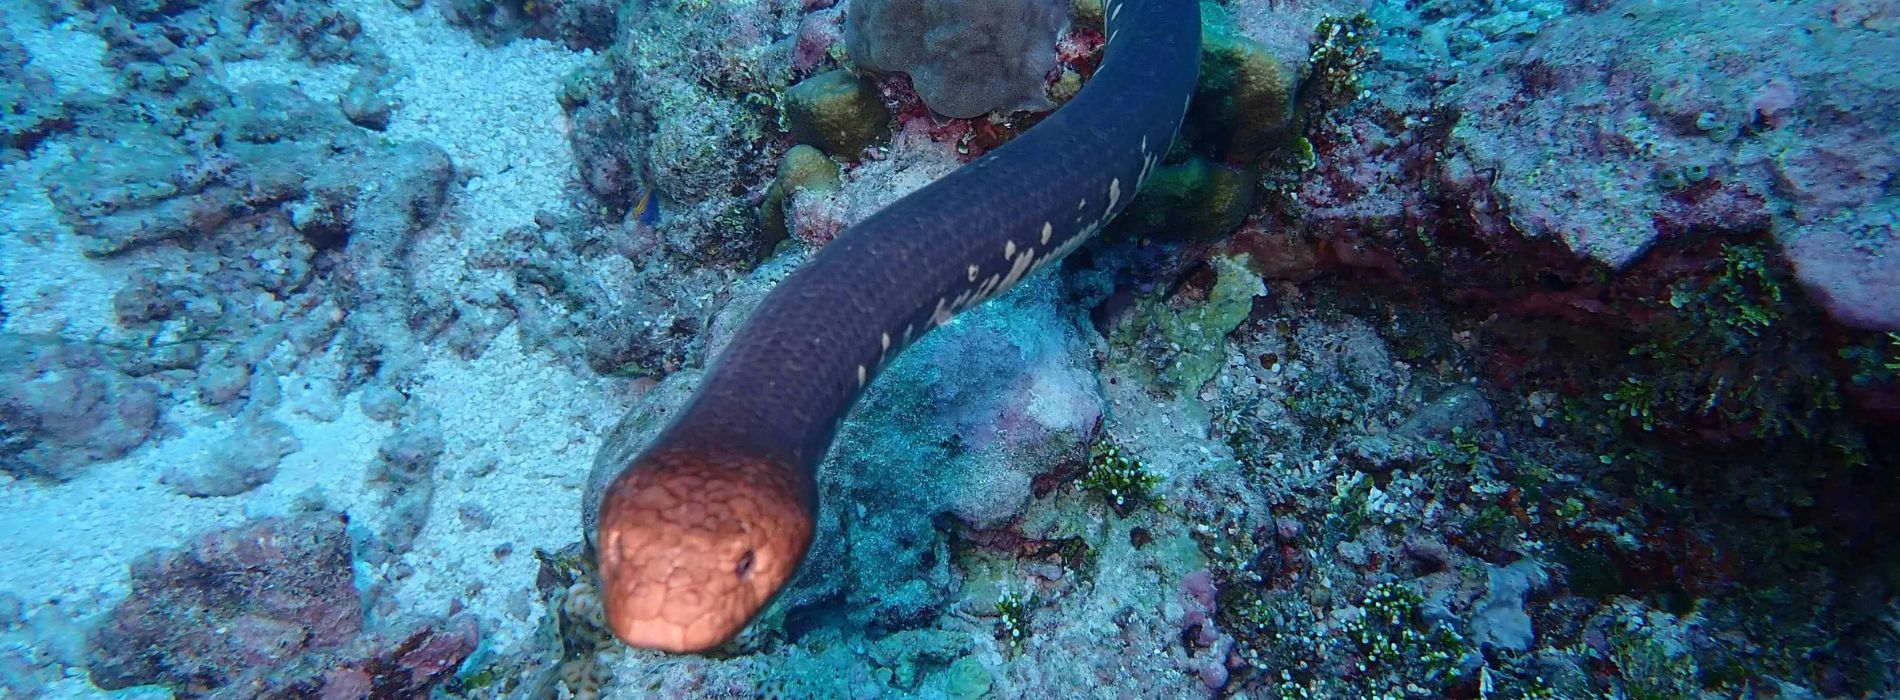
[87,513,363,691]
[1179,570,1235,691]
[85,512,478,697]
[793,9,844,75]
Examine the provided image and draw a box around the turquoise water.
[1,0,1895,697]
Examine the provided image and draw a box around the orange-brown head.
[592,448,815,653]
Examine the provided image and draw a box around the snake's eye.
[736,550,756,579]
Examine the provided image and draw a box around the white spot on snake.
[1137,151,1160,189]
[932,296,959,327]
[904,323,915,343]
[1077,199,1087,210]
[1005,240,1016,258]
[967,264,979,282]
[1140,135,1148,153]
[1107,178,1122,213]
[1111,2,1122,21]
[881,332,891,352]
[1041,222,1053,245]
[975,273,1002,301]
[857,364,867,386]
[998,246,1037,290]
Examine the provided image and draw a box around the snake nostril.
[735,550,756,578]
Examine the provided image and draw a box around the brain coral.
[844,0,1067,118]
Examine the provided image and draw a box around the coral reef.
[0,0,1895,697]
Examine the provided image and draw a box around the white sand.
[0,0,620,693]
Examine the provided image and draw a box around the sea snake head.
[593,446,815,652]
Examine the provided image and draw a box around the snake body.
[589,0,1202,652]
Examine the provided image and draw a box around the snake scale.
[584,0,1202,652]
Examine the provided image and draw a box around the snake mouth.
[593,448,814,653]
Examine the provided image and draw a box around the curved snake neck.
[590,0,1203,653]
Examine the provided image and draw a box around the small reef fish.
[630,187,661,227]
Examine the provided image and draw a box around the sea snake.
[586,0,1202,653]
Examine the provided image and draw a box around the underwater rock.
[109,269,190,327]
[357,384,409,422]
[0,334,161,481]
[439,0,620,50]
[99,0,210,21]
[477,215,716,376]
[195,350,253,407]
[559,52,651,218]
[339,67,398,131]
[1781,204,1900,331]
[45,84,453,257]
[1470,559,1549,653]
[581,294,704,378]
[1341,432,1424,472]
[845,0,1067,118]
[324,134,457,379]
[160,419,300,497]
[1109,255,1266,396]
[823,274,1103,628]
[1440,0,1899,328]
[372,411,446,554]
[0,599,90,691]
[1395,385,1494,441]
[87,512,362,691]
[793,8,846,76]
[783,70,892,159]
[279,618,478,700]
[0,32,72,156]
